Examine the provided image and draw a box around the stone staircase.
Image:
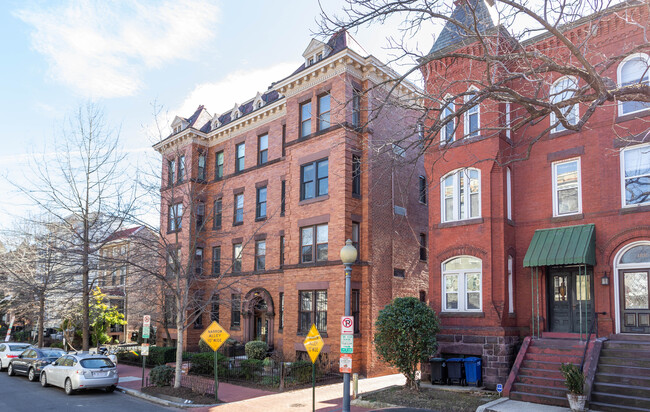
[590,334,650,412]
[508,338,587,407]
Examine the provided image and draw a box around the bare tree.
[14,103,137,351]
[0,219,68,347]
[319,0,650,165]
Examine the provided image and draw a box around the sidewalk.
[116,363,274,403]
[477,398,571,412]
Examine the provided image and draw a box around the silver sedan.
[0,343,32,370]
[40,353,119,395]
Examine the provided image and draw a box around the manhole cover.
[290,403,306,407]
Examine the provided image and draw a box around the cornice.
[207,102,286,147]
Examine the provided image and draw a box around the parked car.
[40,353,118,395]
[7,348,66,381]
[0,343,32,370]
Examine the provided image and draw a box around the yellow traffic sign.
[303,324,324,364]
[200,321,230,352]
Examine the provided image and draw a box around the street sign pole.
[199,320,230,404]
[312,362,316,412]
[141,338,146,386]
[142,315,151,386]
[214,349,218,402]
[303,324,324,412]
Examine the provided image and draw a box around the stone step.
[591,391,650,410]
[509,391,568,407]
[516,374,566,388]
[518,367,563,380]
[597,364,650,377]
[520,360,564,371]
[523,352,582,364]
[600,348,650,360]
[595,372,650,387]
[604,341,650,350]
[512,382,567,398]
[608,334,650,342]
[589,400,650,412]
[530,338,586,350]
[593,381,650,398]
[527,345,583,356]
[598,356,650,368]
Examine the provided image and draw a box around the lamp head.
[340,239,357,265]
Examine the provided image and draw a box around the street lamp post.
[339,239,357,412]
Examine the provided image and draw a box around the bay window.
[441,168,480,222]
[442,256,482,312]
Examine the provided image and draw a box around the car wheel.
[7,363,14,376]
[106,385,116,393]
[28,368,36,382]
[40,372,48,387]
[64,378,74,395]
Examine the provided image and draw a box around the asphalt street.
[0,367,174,412]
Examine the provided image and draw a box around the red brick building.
[421,0,650,393]
[153,31,428,376]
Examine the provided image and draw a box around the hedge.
[245,341,268,360]
[187,352,228,376]
[117,346,177,367]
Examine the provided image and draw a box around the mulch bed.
[362,386,499,412]
[142,386,220,405]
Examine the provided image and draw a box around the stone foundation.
[422,334,520,389]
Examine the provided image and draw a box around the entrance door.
[253,299,268,343]
[619,270,650,333]
[548,267,594,333]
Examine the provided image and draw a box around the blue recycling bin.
[463,357,482,386]
[446,358,465,385]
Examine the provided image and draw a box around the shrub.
[290,360,313,384]
[560,363,585,395]
[263,357,273,368]
[49,341,64,349]
[374,297,440,390]
[261,375,280,387]
[188,352,228,376]
[150,365,174,387]
[198,339,212,353]
[240,359,263,379]
[245,341,268,360]
[147,346,177,366]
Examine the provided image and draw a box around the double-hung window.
[352,89,361,127]
[215,151,224,179]
[300,101,312,137]
[618,54,650,115]
[255,240,266,271]
[231,294,241,327]
[213,198,222,229]
[235,143,245,172]
[178,155,185,182]
[464,88,480,137]
[279,235,285,267]
[194,248,203,276]
[351,222,360,261]
[279,292,284,330]
[351,290,360,333]
[256,187,267,219]
[280,180,286,216]
[621,144,650,207]
[300,159,328,200]
[168,159,176,186]
[232,243,242,273]
[441,99,455,142]
[552,158,581,216]
[550,76,579,133]
[419,233,427,261]
[168,203,182,232]
[441,169,480,222]
[318,94,331,130]
[301,224,328,263]
[299,290,327,333]
[196,202,205,229]
[352,155,361,196]
[211,295,219,322]
[234,194,244,224]
[258,134,268,165]
[212,246,221,276]
[419,176,427,204]
[442,256,482,312]
[198,153,206,181]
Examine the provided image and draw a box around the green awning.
[523,224,596,267]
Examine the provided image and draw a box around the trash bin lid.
[429,357,445,361]
[446,357,464,362]
[464,357,481,362]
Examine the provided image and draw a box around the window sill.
[548,129,575,139]
[437,218,484,229]
[193,325,204,330]
[550,213,583,223]
[233,221,243,227]
[617,108,650,123]
[299,195,329,206]
[506,219,515,226]
[255,216,267,222]
[213,226,222,231]
[230,326,241,331]
[352,193,362,199]
[298,332,328,338]
[508,312,516,319]
[620,204,650,215]
[166,229,182,235]
[439,312,485,318]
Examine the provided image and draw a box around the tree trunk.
[37,294,45,348]
[174,312,184,389]
[82,250,90,351]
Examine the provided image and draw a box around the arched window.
[618,54,650,116]
[464,86,480,138]
[550,76,579,132]
[615,242,650,334]
[441,168,481,222]
[442,256,482,312]
[441,96,455,143]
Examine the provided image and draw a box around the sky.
[0,0,440,228]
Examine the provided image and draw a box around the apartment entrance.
[616,243,650,334]
[548,267,594,333]
[253,299,269,343]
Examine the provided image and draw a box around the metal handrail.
[580,311,606,372]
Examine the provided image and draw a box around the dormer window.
[257,102,262,109]
[317,53,323,61]
[212,119,220,130]
[173,125,181,134]
[308,58,314,66]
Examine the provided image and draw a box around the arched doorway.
[242,288,275,347]
[615,242,650,334]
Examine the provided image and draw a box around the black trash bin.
[446,358,465,385]
[428,357,447,384]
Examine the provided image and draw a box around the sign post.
[200,320,230,403]
[141,315,151,385]
[303,324,324,412]
[4,315,15,342]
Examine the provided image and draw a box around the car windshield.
[8,345,30,351]
[41,349,66,357]
[80,358,114,369]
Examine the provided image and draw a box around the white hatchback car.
[40,353,119,395]
[0,343,32,370]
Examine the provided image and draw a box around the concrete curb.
[475,397,509,412]
[117,386,221,409]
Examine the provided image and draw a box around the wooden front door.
[619,270,650,334]
[548,267,594,333]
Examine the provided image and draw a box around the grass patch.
[362,385,499,412]
[142,386,220,405]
